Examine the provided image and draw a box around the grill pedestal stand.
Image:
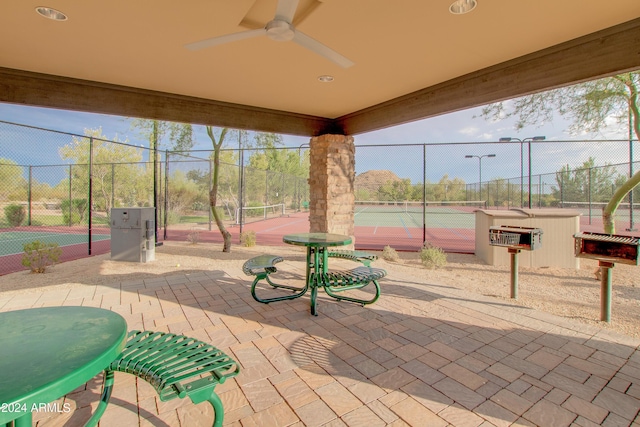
[508,247,521,299]
[599,261,614,322]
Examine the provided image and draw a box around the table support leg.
[13,413,32,427]
[309,247,319,316]
[599,261,614,323]
[84,370,114,427]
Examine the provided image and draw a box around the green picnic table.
[281,233,385,315]
[0,306,127,427]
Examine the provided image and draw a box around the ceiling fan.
[185,0,354,68]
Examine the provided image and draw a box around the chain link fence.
[1,119,638,274]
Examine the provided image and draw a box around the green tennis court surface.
[354,201,478,229]
[0,231,110,256]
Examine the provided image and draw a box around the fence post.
[588,167,592,225]
[560,172,564,208]
[111,163,115,209]
[69,164,72,226]
[265,171,269,206]
[28,165,32,226]
[538,175,542,207]
[88,137,93,255]
[209,158,213,231]
[423,144,426,244]
[164,151,169,239]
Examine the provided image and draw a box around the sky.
[0,99,633,185]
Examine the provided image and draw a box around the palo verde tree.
[481,71,640,233]
[206,126,232,252]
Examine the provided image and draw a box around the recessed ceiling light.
[318,75,334,83]
[449,0,477,14]
[35,6,68,21]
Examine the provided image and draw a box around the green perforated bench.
[243,254,308,303]
[328,249,378,267]
[313,266,386,308]
[89,330,239,427]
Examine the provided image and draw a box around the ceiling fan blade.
[292,0,322,27]
[292,31,354,68]
[185,28,266,51]
[275,0,299,23]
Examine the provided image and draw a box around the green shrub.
[240,230,257,247]
[381,245,400,262]
[420,243,447,269]
[166,210,182,225]
[187,228,201,245]
[22,241,62,273]
[4,204,26,227]
[61,198,87,225]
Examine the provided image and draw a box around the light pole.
[499,136,545,208]
[465,154,496,202]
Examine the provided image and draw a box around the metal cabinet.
[110,208,155,262]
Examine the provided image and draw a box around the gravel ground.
[1,241,639,338]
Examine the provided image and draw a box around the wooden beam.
[337,18,640,135]
[0,67,337,137]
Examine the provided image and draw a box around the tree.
[206,126,232,252]
[0,158,27,201]
[553,158,620,204]
[481,71,640,233]
[378,179,412,201]
[245,132,310,208]
[58,128,143,217]
[129,119,195,152]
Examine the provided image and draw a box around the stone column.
[308,134,355,242]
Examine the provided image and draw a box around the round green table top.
[283,232,352,247]
[0,306,127,423]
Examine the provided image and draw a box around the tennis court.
[0,230,111,256]
[354,201,480,230]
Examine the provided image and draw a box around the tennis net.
[235,203,286,224]
[354,200,487,214]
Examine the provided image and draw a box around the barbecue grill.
[574,232,639,265]
[489,226,543,251]
[573,231,640,322]
[489,225,543,299]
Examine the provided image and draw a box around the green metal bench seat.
[243,254,308,303]
[90,330,240,427]
[328,249,378,267]
[313,266,385,307]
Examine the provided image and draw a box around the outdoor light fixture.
[318,75,334,83]
[500,136,546,208]
[449,0,477,14]
[465,154,496,202]
[35,6,68,21]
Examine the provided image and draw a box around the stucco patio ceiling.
[1,0,639,136]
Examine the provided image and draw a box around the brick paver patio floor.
[2,251,640,426]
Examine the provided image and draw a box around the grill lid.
[574,232,639,245]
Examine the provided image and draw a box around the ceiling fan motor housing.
[266,20,295,41]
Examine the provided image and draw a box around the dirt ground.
[1,240,639,338]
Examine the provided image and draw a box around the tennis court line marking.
[0,233,110,243]
[257,218,308,233]
[397,214,412,238]
[2,238,111,257]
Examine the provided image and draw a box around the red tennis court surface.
[164,211,474,253]
[2,211,635,276]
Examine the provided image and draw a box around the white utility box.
[110,207,155,262]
